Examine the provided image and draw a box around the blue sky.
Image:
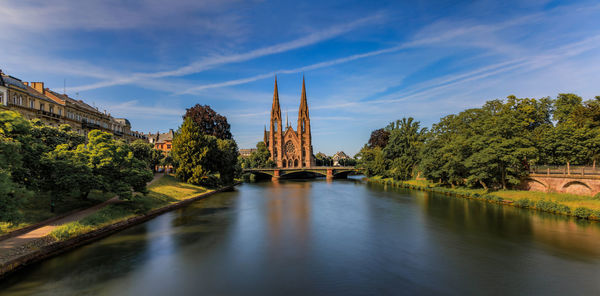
[1,0,600,155]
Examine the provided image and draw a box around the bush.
[573,207,593,219]
[515,198,533,208]
[534,200,570,214]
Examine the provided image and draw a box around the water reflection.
[1,179,599,295]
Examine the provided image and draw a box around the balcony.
[82,121,101,130]
[36,109,61,120]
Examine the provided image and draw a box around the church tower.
[269,77,284,167]
[297,76,315,167]
[265,76,315,168]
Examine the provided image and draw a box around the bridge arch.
[523,178,548,192]
[562,181,592,195]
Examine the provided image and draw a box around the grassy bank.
[368,176,600,220]
[0,191,113,235]
[49,175,211,241]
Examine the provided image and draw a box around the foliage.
[368,128,390,148]
[87,130,153,199]
[172,115,239,186]
[0,110,154,223]
[183,104,232,140]
[239,141,272,168]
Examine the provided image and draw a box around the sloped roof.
[153,129,174,144]
[1,74,27,90]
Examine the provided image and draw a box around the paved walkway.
[0,173,163,262]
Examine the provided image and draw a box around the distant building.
[264,77,315,168]
[239,148,257,157]
[0,70,146,142]
[148,129,174,153]
[332,151,350,166]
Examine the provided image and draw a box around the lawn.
[49,175,210,241]
[0,190,113,235]
[492,190,600,211]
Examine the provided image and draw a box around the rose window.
[285,141,295,155]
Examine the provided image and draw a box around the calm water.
[1,177,600,295]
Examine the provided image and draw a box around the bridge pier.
[272,169,281,182]
[326,169,334,180]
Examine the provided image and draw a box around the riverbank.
[366,177,600,220]
[0,175,236,279]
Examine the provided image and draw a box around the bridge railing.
[530,165,600,176]
[243,166,356,171]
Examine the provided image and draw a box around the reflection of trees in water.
[169,192,238,247]
[416,190,600,259]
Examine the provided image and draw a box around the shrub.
[573,207,593,219]
[515,198,533,208]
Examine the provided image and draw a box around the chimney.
[31,82,45,94]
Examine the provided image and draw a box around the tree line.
[1,111,155,222]
[357,94,600,190]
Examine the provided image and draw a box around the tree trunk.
[501,168,507,190]
[479,180,488,191]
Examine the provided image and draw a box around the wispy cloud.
[176,9,556,95]
[69,14,385,92]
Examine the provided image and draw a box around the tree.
[368,128,390,148]
[217,138,239,184]
[0,133,31,222]
[356,145,386,177]
[183,104,232,140]
[42,144,95,201]
[171,117,220,185]
[553,93,582,124]
[87,130,153,199]
[240,141,272,169]
[382,117,427,180]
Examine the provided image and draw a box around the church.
[264,77,316,168]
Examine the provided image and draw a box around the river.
[1,177,599,295]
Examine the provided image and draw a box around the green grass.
[0,190,113,235]
[368,177,600,220]
[49,175,209,241]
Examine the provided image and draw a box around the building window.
[30,100,35,108]
[13,94,17,104]
[58,109,62,116]
[39,103,44,111]
[167,144,171,149]
[0,93,3,104]
[49,106,54,114]
[18,96,23,105]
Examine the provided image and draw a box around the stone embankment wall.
[522,175,600,196]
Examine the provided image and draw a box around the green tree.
[356,145,386,177]
[383,117,427,180]
[217,139,239,184]
[87,130,153,199]
[171,117,220,186]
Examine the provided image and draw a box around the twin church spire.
[265,76,315,168]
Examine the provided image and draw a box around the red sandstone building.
[264,77,315,168]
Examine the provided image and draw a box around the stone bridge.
[523,174,600,196]
[244,167,358,181]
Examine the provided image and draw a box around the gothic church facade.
[264,77,316,168]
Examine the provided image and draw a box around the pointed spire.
[298,75,309,118]
[271,76,281,120]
